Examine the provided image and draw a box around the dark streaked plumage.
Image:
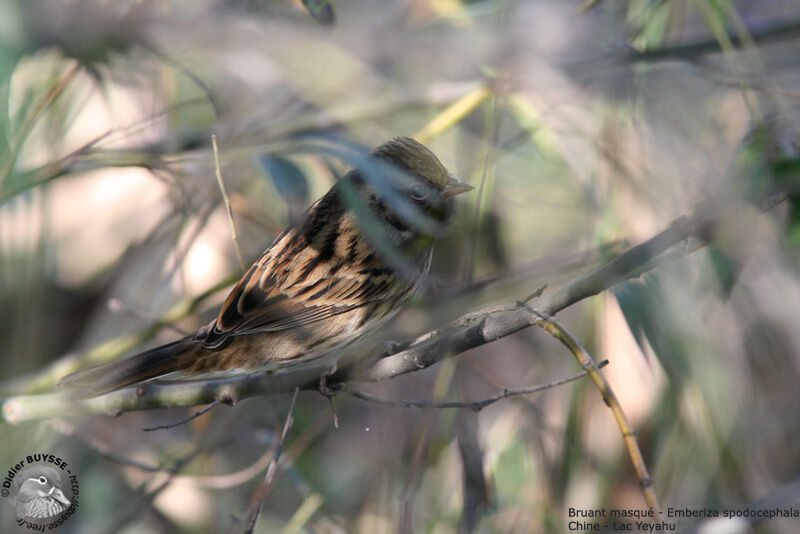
[60,137,472,397]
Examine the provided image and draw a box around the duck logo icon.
[2,454,78,529]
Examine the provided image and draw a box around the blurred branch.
[625,19,800,63]
[0,199,741,424]
[283,494,325,534]
[456,407,490,533]
[398,358,455,533]
[104,446,204,534]
[238,388,299,534]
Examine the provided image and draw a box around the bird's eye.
[410,184,427,202]
[38,476,47,484]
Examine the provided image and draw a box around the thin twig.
[350,360,609,411]
[142,395,233,432]
[212,134,246,272]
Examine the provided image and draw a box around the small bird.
[60,137,472,397]
[10,466,71,520]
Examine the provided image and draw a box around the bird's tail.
[58,339,196,399]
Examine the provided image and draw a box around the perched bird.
[60,137,472,397]
[11,466,71,519]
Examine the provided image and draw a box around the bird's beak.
[49,487,70,508]
[441,174,474,199]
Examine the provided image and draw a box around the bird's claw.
[318,369,343,398]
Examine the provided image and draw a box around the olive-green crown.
[372,137,449,189]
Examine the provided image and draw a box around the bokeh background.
[2,0,800,532]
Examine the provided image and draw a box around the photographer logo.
[2,454,78,530]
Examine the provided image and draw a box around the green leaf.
[613,275,692,387]
[301,0,336,26]
[706,244,741,299]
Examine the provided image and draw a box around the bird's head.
[15,466,70,508]
[372,137,472,196]
[359,137,472,236]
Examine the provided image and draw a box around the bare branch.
[142,395,234,432]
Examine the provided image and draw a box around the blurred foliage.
[301,0,337,26]
[2,0,800,533]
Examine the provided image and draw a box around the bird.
[10,466,71,520]
[59,137,472,398]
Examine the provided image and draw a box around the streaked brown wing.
[201,222,407,350]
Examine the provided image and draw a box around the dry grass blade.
[0,61,82,188]
[529,312,660,514]
[212,134,246,272]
